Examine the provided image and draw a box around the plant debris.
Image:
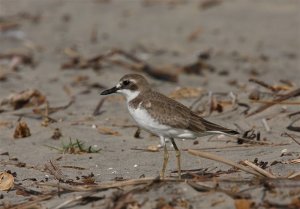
[13,119,31,138]
[51,128,62,140]
[1,89,46,110]
[247,87,300,117]
[47,138,101,154]
[44,160,66,182]
[98,127,120,136]
[93,98,106,116]
[0,172,14,191]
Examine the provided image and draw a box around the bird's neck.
[122,89,140,102]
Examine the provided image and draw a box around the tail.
[198,116,239,135]
[188,113,240,136]
[221,129,239,135]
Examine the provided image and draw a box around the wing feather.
[139,91,238,135]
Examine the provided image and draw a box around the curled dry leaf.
[169,87,203,100]
[13,120,31,138]
[0,172,14,191]
[98,127,120,136]
[0,89,46,110]
[147,145,159,152]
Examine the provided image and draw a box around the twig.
[286,118,300,132]
[288,111,300,118]
[251,100,300,105]
[281,132,300,146]
[187,181,250,199]
[188,149,264,177]
[247,88,300,117]
[288,171,300,179]
[243,160,277,179]
[93,98,106,116]
[6,193,54,209]
[237,102,251,115]
[32,99,74,115]
[37,177,182,192]
[249,78,278,92]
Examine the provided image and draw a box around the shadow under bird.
[101,74,239,179]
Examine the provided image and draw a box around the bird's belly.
[128,106,197,139]
[128,106,169,134]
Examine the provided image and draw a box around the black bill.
[100,86,119,95]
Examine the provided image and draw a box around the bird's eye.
[122,80,130,86]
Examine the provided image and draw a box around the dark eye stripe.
[123,80,130,85]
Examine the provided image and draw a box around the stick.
[93,98,105,116]
[187,181,250,199]
[251,100,300,105]
[187,149,264,177]
[249,78,278,92]
[247,88,300,117]
[6,194,54,209]
[37,177,182,192]
[288,171,300,179]
[281,132,300,146]
[243,160,277,179]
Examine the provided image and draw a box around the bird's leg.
[160,137,169,179]
[170,138,181,179]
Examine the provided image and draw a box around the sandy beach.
[0,0,300,208]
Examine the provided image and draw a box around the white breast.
[127,103,197,139]
[128,104,169,135]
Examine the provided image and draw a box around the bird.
[101,74,239,179]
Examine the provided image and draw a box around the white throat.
[117,89,140,102]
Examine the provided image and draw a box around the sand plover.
[101,74,239,179]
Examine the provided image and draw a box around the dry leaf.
[1,89,46,110]
[13,121,31,138]
[272,85,293,91]
[169,87,203,99]
[98,127,120,136]
[147,145,159,152]
[290,158,300,164]
[0,172,14,191]
[234,199,252,209]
